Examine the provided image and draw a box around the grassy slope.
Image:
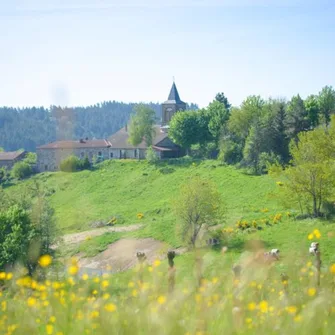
[4,159,335,263]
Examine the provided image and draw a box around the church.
[36,82,186,171]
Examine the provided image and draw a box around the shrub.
[146,146,158,164]
[0,167,9,185]
[257,152,281,174]
[80,156,91,170]
[60,156,82,172]
[219,140,243,165]
[23,152,37,165]
[11,161,33,179]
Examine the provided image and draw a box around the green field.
[2,159,335,335]
[4,159,335,263]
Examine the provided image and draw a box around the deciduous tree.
[318,86,335,126]
[174,177,223,248]
[128,104,156,146]
[282,121,335,217]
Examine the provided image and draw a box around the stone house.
[36,81,186,171]
[0,151,27,169]
[37,139,112,172]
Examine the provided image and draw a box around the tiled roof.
[108,125,169,149]
[37,139,111,149]
[0,151,26,161]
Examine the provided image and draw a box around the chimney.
[125,124,128,132]
[79,139,85,143]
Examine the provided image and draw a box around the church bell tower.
[161,81,186,126]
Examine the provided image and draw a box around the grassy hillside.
[6,160,278,232]
[1,159,335,335]
[4,159,335,263]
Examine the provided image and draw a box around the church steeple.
[167,82,183,104]
[161,81,187,126]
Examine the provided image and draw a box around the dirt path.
[61,224,143,245]
[78,238,187,273]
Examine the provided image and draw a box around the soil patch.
[78,238,185,273]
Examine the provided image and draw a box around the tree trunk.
[313,195,319,217]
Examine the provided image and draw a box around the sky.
[0,0,335,108]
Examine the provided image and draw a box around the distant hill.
[0,101,199,152]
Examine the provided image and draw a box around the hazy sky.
[1,0,334,108]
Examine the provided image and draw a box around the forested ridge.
[0,101,199,152]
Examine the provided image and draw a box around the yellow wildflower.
[128,281,135,288]
[82,274,89,281]
[330,264,335,274]
[212,277,219,284]
[313,229,321,239]
[104,303,117,312]
[38,254,53,268]
[68,266,79,276]
[49,316,56,323]
[308,233,314,240]
[286,306,297,315]
[245,318,253,324]
[101,280,109,289]
[308,287,316,297]
[157,295,166,305]
[27,297,37,307]
[46,324,54,335]
[294,315,302,322]
[5,272,13,280]
[153,260,161,267]
[248,302,256,311]
[259,300,268,313]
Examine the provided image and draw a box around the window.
[98,151,102,157]
[44,165,48,171]
[134,149,137,158]
[110,152,113,158]
[80,152,85,158]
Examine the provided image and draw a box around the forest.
[168,86,335,174]
[0,101,198,152]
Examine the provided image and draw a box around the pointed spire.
[167,82,182,103]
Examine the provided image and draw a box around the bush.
[219,139,243,165]
[60,156,91,172]
[11,161,33,179]
[257,152,281,174]
[0,205,33,270]
[80,156,91,170]
[60,156,82,172]
[0,167,10,185]
[146,146,158,164]
[191,142,218,159]
[23,152,37,165]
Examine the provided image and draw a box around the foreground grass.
[1,241,335,335]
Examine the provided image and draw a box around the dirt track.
[61,224,143,245]
[78,238,169,272]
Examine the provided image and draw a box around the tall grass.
[1,235,334,335]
